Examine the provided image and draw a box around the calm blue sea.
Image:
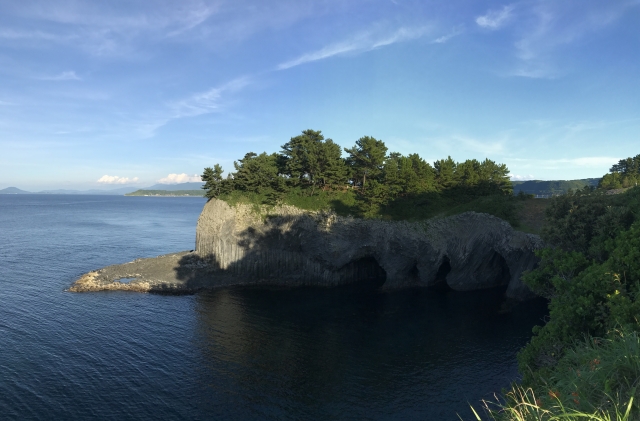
[0,195,547,420]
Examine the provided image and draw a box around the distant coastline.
[125,189,205,197]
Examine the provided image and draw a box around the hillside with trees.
[599,154,640,189]
[475,155,640,419]
[512,178,600,197]
[202,129,519,224]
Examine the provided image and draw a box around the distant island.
[125,189,204,197]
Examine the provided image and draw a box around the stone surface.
[70,199,543,299]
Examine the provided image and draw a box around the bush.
[466,329,640,421]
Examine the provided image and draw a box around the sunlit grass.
[460,330,640,421]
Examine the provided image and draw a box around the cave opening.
[341,256,387,289]
[490,252,511,287]
[430,256,452,292]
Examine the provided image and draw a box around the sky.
[1,0,639,190]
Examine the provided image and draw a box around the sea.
[0,195,548,420]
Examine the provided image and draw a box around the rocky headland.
[70,199,543,299]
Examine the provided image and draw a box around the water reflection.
[193,286,547,420]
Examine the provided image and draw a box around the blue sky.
[1,0,639,190]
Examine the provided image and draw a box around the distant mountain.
[0,186,139,195]
[142,182,204,191]
[512,178,601,196]
[0,187,31,194]
[36,187,138,195]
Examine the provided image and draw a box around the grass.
[462,329,640,421]
[218,188,532,227]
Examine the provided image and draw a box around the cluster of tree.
[202,130,513,213]
[518,185,640,388]
[599,154,640,189]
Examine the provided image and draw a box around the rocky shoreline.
[70,199,543,300]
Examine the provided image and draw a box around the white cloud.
[431,27,463,44]
[510,174,536,181]
[476,5,514,30]
[97,175,139,184]
[277,26,431,70]
[38,71,81,81]
[157,173,202,184]
[171,76,251,118]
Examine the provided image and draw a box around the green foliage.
[344,135,388,191]
[280,129,348,194]
[518,187,640,386]
[201,164,226,199]
[232,152,285,194]
[202,128,518,222]
[541,189,636,261]
[600,154,640,190]
[467,329,640,421]
[512,179,601,196]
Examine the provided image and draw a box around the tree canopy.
[202,129,514,217]
[600,154,640,189]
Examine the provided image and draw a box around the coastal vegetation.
[512,179,601,197]
[201,129,522,224]
[201,132,640,419]
[470,156,640,420]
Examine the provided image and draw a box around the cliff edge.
[70,199,542,299]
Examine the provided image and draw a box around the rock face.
[71,199,542,300]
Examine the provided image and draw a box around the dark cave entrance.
[483,251,511,287]
[430,256,452,292]
[341,256,387,289]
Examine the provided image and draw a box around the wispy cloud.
[133,76,252,138]
[431,27,463,44]
[476,5,514,30]
[157,173,201,184]
[277,26,431,70]
[506,1,640,79]
[97,175,139,184]
[38,71,81,81]
[171,76,251,118]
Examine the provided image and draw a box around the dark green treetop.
[201,164,224,199]
[344,136,388,191]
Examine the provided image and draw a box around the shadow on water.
[190,284,548,421]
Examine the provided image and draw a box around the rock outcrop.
[70,199,542,299]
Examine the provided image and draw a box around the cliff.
[70,199,543,299]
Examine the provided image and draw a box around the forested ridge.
[201,129,517,222]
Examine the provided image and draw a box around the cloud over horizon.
[97,175,139,184]
[157,173,202,184]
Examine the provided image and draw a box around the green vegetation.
[468,155,640,420]
[468,330,639,420]
[202,129,518,223]
[125,189,205,197]
[600,155,640,190]
[512,179,601,197]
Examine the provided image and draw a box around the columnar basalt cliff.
[70,199,542,300]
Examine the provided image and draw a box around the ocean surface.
[0,195,547,420]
